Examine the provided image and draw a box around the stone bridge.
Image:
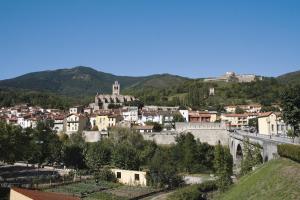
[229,130,300,165]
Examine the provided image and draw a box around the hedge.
[278,144,300,162]
[167,180,217,200]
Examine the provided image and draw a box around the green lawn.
[216,158,300,200]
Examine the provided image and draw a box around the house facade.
[122,107,138,123]
[64,114,88,135]
[189,111,217,123]
[221,113,248,128]
[111,169,147,186]
[258,112,289,135]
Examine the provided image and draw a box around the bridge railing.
[232,130,300,144]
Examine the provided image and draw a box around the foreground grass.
[216,158,300,200]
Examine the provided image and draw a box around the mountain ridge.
[0,66,189,97]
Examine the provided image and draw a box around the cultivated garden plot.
[105,185,161,199]
[44,179,121,196]
[44,179,162,199]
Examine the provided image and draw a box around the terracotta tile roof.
[11,187,80,200]
[258,112,273,117]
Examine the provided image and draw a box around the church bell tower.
[112,81,120,95]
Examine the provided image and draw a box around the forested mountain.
[277,70,300,85]
[0,66,299,109]
[0,88,78,110]
[0,66,189,97]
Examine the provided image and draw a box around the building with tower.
[112,81,120,95]
[89,81,136,110]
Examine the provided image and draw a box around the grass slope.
[217,158,300,200]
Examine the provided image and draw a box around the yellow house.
[111,169,147,186]
[95,115,117,131]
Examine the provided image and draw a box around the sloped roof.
[11,187,80,200]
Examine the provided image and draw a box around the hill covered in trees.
[124,77,285,110]
[0,66,299,109]
[277,70,300,85]
[0,66,189,97]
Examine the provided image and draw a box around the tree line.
[0,120,234,189]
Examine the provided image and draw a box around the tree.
[85,140,112,170]
[147,148,183,188]
[175,133,198,172]
[139,141,158,166]
[30,121,63,165]
[281,85,300,136]
[173,113,185,122]
[63,144,85,169]
[109,127,144,150]
[240,137,262,175]
[197,142,215,171]
[248,118,258,130]
[112,143,140,170]
[235,106,245,114]
[153,122,163,132]
[213,144,233,192]
[0,122,32,163]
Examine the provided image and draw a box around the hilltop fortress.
[204,72,262,83]
[90,81,136,110]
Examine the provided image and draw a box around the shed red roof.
[11,187,80,200]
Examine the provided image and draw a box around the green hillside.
[216,158,300,200]
[0,66,188,97]
[277,70,300,85]
[0,66,299,108]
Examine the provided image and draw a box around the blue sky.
[0,0,300,79]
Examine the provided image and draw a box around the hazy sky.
[1,0,300,79]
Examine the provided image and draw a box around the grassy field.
[215,158,300,200]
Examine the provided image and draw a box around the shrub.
[278,144,300,162]
[168,180,217,200]
[197,180,218,192]
[94,168,116,183]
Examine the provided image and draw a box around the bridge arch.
[236,144,243,164]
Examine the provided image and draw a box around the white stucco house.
[111,169,147,186]
[258,112,289,136]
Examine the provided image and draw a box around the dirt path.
[140,191,174,200]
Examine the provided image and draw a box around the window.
[134,174,140,181]
[271,124,274,132]
[117,172,121,179]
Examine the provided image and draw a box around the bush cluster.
[94,168,116,183]
[168,180,217,200]
[278,144,300,162]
